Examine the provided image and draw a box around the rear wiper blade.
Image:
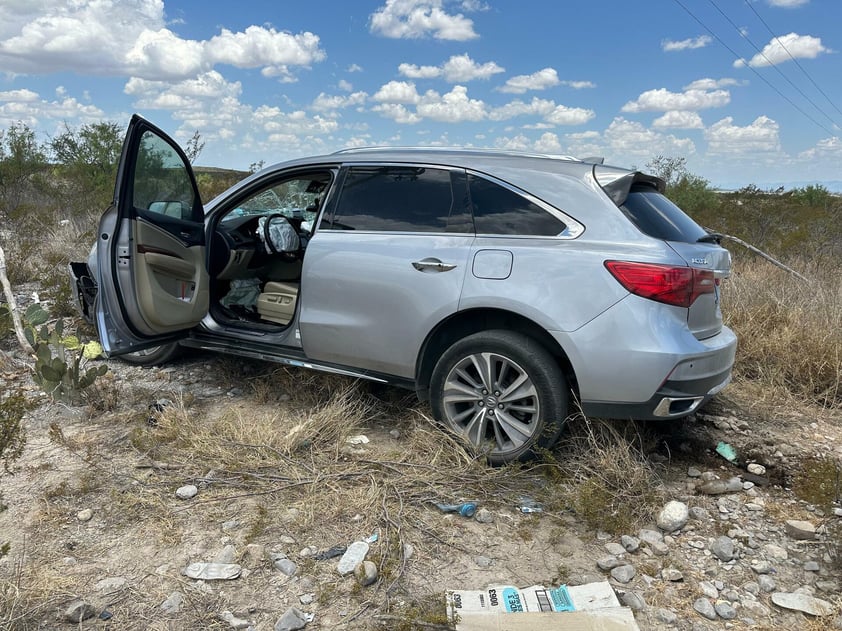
[697,232,724,244]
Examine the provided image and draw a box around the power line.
[708,0,840,131]
[744,0,842,123]
[670,0,836,137]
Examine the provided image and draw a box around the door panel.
[95,114,208,355]
[299,232,472,378]
[133,219,208,331]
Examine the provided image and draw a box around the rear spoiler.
[593,164,665,206]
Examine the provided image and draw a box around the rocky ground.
[0,344,840,630]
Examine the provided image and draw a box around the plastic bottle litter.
[517,496,544,514]
[435,502,477,518]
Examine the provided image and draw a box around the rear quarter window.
[468,174,566,236]
[621,185,707,243]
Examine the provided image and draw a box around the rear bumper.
[581,368,732,420]
[551,294,737,420]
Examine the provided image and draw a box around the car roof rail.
[331,146,582,162]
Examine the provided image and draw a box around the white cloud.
[398,54,503,82]
[494,134,531,151]
[562,80,596,90]
[560,118,696,164]
[347,63,363,73]
[498,67,560,94]
[734,32,828,68]
[0,87,104,128]
[0,0,325,81]
[662,35,712,52]
[337,79,353,92]
[311,91,367,112]
[399,62,441,79]
[460,0,489,10]
[604,118,696,159]
[489,97,556,121]
[622,88,730,112]
[683,78,742,91]
[123,71,339,149]
[653,111,704,129]
[545,105,595,126]
[371,103,422,124]
[205,27,325,81]
[370,0,478,40]
[797,136,842,160]
[417,85,486,122]
[767,0,809,7]
[0,88,39,102]
[706,116,781,155]
[372,80,421,104]
[534,132,562,153]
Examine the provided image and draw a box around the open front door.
[95,115,209,356]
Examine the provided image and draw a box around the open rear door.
[95,115,209,356]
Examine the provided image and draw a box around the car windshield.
[221,180,325,224]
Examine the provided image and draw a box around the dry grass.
[543,415,665,535]
[725,258,841,408]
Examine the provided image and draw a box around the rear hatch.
[596,167,730,340]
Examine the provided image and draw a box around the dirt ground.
[1,347,840,630]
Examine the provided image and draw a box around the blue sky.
[1,0,840,188]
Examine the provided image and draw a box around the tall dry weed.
[724,258,841,407]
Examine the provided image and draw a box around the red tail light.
[604,261,714,308]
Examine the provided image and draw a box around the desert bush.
[541,416,664,535]
[724,258,841,407]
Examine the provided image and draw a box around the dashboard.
[209,212,308,281]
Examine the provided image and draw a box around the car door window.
[133,131,201,223]
[324,166,472,233]
[468,173,567,236]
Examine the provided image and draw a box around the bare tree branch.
[0,243,34,354]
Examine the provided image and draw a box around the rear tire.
[430,330,568,464]
[120,343,181,366]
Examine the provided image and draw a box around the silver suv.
[71,115,736,464]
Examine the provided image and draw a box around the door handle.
[412,258,457,273]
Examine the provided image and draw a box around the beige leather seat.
[256,281,299,325]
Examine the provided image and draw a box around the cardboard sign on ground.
[446,581,640,631]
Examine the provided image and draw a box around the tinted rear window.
[620,185,708,243]
[469,174,566,236]
[326,166,472,233]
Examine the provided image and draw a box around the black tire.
[120,343,182,366]
[430,330,568,464]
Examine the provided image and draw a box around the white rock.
[337,541,369,575]
[763,543,788,560]
[747,463,766,476]
[182,562,241,580]
[657,501,689,532]
[76,508,93,522]
[176,485,198,500]
[219,610,253,629]
[785,519,816,540]
[160,591,183,614]
[610,564,636,583]
[771,592,834,616]
[693,598,717,620]
[355,560,378,586]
